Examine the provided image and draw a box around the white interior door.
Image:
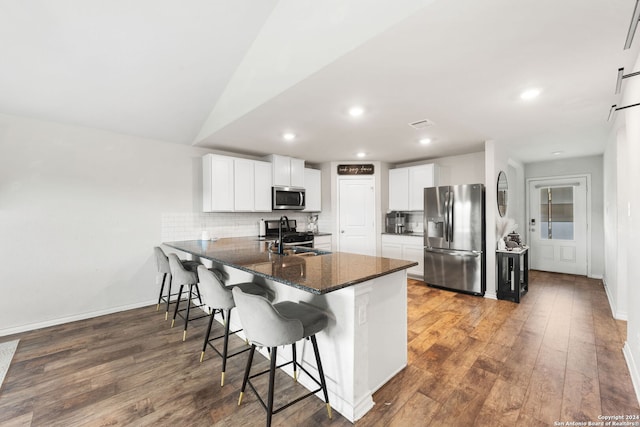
[338,177,376,255]
[527,176,588,275]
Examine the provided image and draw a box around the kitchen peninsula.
[164,237,416,422]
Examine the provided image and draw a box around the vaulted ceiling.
[1,0,639,164]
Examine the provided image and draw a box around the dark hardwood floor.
[0,271,638,426]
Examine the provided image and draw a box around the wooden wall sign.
[337,164,375,175]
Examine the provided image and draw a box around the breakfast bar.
[164,238,416,422]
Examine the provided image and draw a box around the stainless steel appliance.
[272,186,305,210]
[385,211,407,234]
[423,184,485,296]
[264,219,314,248]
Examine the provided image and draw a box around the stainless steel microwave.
[272,186,305,210]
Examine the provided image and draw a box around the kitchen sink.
[269,246,332,257]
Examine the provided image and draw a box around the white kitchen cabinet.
[234,158,254,211]
[203,154,234,211]
[267,154,305,187]
[381,234,424,278]
[254,160,273,211]
[408,164,435,210]
[290,158,305,187]
[389,168,409,211]
[303,168,322,212]
[203,154,272,212]
[381,241,402,260]
[403,243,425,277]
[314,234,332,251]
[388,163,437,211]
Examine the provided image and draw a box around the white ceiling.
[2,0,639,165]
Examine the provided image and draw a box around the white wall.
[0,114,213,335]
[619,50,640,405]
[603,126,628,320]
[525,155,604,278]
[484,141,525,299]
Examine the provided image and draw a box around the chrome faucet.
[278,216,289,255]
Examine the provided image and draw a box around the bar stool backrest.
[154,247,171,274]
[168,253,197,286]
[232,288,304,348]
[197,265,234,310]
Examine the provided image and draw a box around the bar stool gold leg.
[238,392,244,406]
[327,403,332,419]
[200,351,205,363]
[221,372,225,387]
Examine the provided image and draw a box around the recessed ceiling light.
[419,138,432,145]
[356,152,367,158]
[520,88,541,100]
[349,106,365,117]
[283,132,296,141]
[552,151,564,156]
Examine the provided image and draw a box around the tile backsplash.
[161,212,330,242]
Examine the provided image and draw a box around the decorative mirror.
[497,170,508,217]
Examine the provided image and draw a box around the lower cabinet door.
[381,243,402,259]
[403,244,425,277]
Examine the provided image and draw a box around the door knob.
[341,230,345,234]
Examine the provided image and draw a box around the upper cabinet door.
[389,164,437,211]
[389,168,409,211]
[203,154,234,212]
[234,158,255,211]
[270,154,291,187]
[267,154,305,187]
[254,161,273,212]
[408,164,435,210]
[290,158,305,187]
[303,168,321,212]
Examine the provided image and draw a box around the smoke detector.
[408,119,435,130]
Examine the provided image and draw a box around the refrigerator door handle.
[425,247,482,257]
[443,191,450,242]
[448,191,454,243]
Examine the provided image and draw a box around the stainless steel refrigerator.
[423,184,485,296]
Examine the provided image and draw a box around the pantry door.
[527,176,588,275]
[338,177,376,256]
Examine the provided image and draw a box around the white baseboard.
[0,299,157,337]
[602,278,628,321]
[623,342,640,407]
[588,273,603,280]
[484,290,497,300]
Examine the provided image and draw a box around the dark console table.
[496,247,529,303]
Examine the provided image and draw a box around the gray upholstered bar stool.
[168,253,206,341]
[232,287,332,427]
[153,247,201,320]
[196,265,270,386]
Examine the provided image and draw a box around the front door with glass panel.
[527,176,588,275]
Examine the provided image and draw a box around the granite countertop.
[164,237,416,295]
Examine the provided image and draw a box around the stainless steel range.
[264,218,314,248]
